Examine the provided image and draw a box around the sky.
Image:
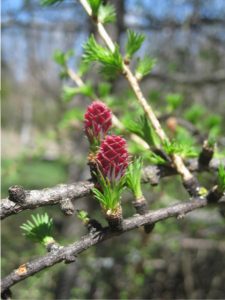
[2,0,225,81]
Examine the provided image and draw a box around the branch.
[0,181,93,220]
[78,0,203,195]
[67,68,149,149]
[1,158,224,220]
[1,197,209,295]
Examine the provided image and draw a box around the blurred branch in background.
[144,69,225,85]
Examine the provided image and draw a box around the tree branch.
[1,197,209,295]
[67,68,149,149]
[0,181,93,220]
[78,0,205,196]
[1,158,224,220]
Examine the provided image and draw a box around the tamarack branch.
[1,0,225,299]
[1,158,224,220]
[1,197,211,295]
[78,0,205,198]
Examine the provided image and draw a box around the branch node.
[141,165,160,186]
[132,197,148,215]
[15,264,28,276]
[132,197,155,233]
[46,242,61,253]
[153,148,172,164]
[106,208,123,231]
[1,288,12,300]
[8,185,26,204]
[198,140,215,167]
[64,253,77,264]
[60,198,75,216]
[207,186,224,204]
[86,219,103,235]
[177,213,186,220]
[183,177,200,197]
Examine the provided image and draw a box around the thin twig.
[78,0,201,193]
[67,67,149,149]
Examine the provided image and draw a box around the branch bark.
[1,158,223,220]
[1,197,209,295]
[0,181,93,220]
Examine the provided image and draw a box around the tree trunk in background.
[54,263,78,299]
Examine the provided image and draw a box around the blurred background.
[1,0,225,299]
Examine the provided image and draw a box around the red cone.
[97,135,129,182]
[84,101,112,144]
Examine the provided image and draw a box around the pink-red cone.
[96,135,129,182]
[84,101,112,144]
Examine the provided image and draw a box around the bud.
[84,100,112,146]
[166,117,177,133]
